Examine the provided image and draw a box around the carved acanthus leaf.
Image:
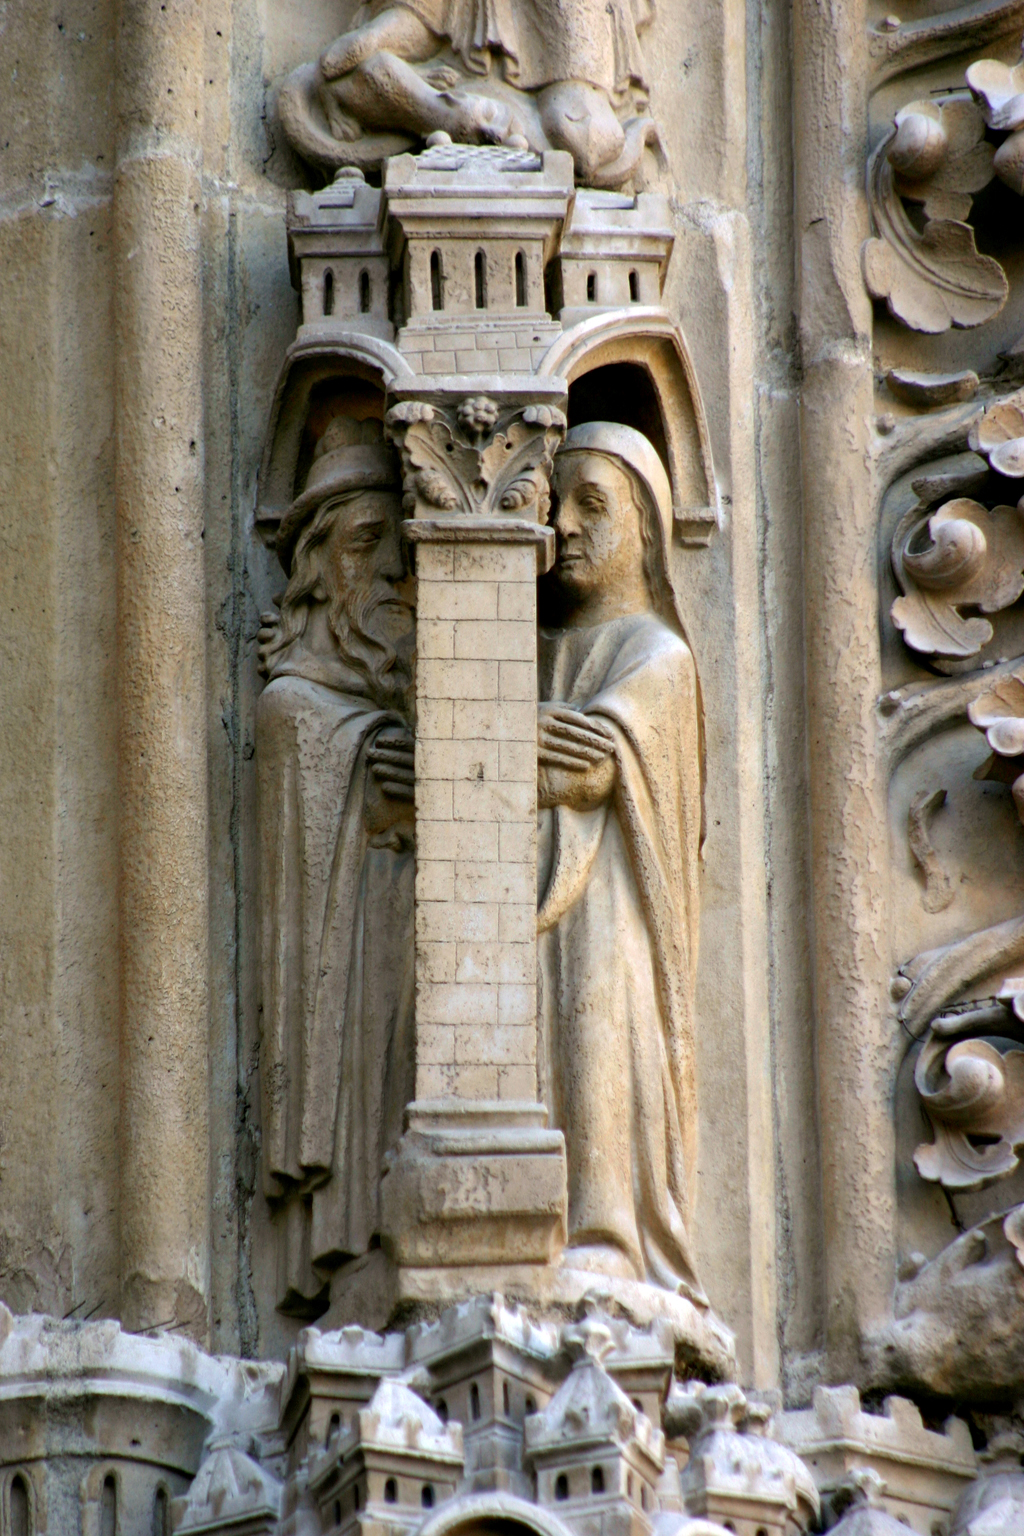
[967,52,1024,192]
[863,96,1007,332]
[914,1007,1024,1190]
[891,497,1024,657]
[386,398,566,521]
[970,392,1024,477]
[967,664,1024,818]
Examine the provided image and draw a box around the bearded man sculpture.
[257,416,416,1316]
[538,422,706,1305]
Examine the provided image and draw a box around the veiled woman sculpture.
[538,423,706,1304]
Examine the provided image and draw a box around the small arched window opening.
[153,1487,170,1536]
[436,1398,448,1422]
[334,1501,342,1526]
[515,251,527,307]
[10,1475,30,1536]
[628,268,640,302]
[421,1485,435,1509]
[323,269,335,316]
[627,1474,634,1499]
[555,1475,569,1502]
[385,1479,398,1505]
[586,272,597,302]
[591,1467,605,1495]
[328,1412,341,1443]
[474,250,487,309]
[353,1485,362,1511]
[525,1395,536,1414]
[641,1485,648,1510]
[430,250,444,311]
[359,269,371,313]
[470,1382,481,1420]
[101,1475,117,1536]
[502,1381,510,1416]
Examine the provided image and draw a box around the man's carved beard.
[328,577,413,715]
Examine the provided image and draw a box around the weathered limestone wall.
[0,0,120,1320]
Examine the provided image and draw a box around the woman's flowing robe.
[538,611,705,1304]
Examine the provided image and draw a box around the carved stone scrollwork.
[971,391,1024,478]
[968,51,1024,192]
[863,95,1006,333]
[385,397,566,520]
[913,999,1024,1190]
[969,665,1024,815]
[891,497,1024,658]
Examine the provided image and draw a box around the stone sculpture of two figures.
[256,416,706,1321]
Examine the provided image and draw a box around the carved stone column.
[378,399,569,1289]
[113,0,210,1339]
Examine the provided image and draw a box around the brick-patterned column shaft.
[412,534,541,1102]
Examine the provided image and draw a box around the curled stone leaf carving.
[968,51,1024,191]
[863,96,1006,332]
[386,398,565,520]
[1005,1203,1024,1268]
[968,664,1024,818]
[914,1005,1024,1190]
[891,497,1024,657]
[970,392,1024,477]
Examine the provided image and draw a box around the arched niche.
[257,333,414,554]
[538,312,719,545]
[416,1491,576,1536]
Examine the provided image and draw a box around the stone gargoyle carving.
[890,496,1024,659]
[256,415,417,1316]
[538,422,706,1301]
[276,0,661,187]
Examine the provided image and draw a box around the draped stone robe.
[369,0,652,100]
[537,611,705,1304]
[257,642,415,1314]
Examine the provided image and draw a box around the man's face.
[550,451,646,600]
[318,489,412,646]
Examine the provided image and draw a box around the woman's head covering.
[560,421,674,558]
[275,415,397,574]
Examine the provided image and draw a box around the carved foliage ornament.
[863,95,1006,333]
[891,495,1024,657]
[913,998,1024,1190]
[968,663,1024,813]
[970,391,1024,478]
[385,397,566,520]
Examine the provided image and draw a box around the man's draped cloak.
[257,642,414,1314]
[538,611,705,1304]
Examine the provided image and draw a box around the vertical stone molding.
[113,0,210,1340]
[792,0,890,1378]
